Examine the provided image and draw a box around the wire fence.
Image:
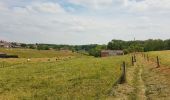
[141,53,169,68]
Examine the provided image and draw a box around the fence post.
[132,56,134,66]
[156,56,160,68]
[120,61,126,84]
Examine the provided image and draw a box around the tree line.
[108,39,170,52]
[22,39,170,57]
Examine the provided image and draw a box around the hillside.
[0,48,131,99]
[0,49,170,99]
[0,48,79,58]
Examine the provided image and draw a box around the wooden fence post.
[156,56,160,68]
[120,61,126,84]
[132,56,134,66]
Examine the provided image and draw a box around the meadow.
[0,48,131,99]
[0,48,78,58]
[146,50,170,67]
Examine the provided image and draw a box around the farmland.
[0,48,78,58]
[0,48,131,99]
[0,48,170,99]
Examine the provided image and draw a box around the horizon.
[0,38,169,46]
[0,0,170,45]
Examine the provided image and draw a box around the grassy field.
[146,50,170,67]
[0,48,79,58]
[0,48,131,99]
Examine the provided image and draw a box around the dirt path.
[141,56,170,100]
[108,55,170,100]
[137,64,146,100]
[107,62,146,100]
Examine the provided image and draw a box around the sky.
[0,0,170,45]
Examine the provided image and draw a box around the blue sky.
[0,0,170,44]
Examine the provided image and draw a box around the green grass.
[146,50,170,66]
[0,48,79,58]
[0,54,131,99]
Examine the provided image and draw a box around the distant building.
[101,50,124,57]
[0,41,22,48]
[11,42,21,48]
[0,41,12,48]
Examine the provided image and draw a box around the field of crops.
[0,48,131,99]
[146,50,170,67]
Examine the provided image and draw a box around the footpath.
[107,55,170,100]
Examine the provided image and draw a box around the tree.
[144,39,164,51]
[89,45,106,57]
[37,45,49,50]
[28,44,36,49]
[107,40,125,50]
[21,43,27,48]
[164,39,170,50]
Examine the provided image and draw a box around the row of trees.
[107,39,170,53]
[22,39,170,57]
[88,39,170,57]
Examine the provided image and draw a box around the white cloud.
[27,2,66,14]
[68,0,119,10]
[0,0,170,44]
[0,2,8,11]
[125,0,170,12]
[11,2,66,14]
[68,0,170,13]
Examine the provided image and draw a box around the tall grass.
[0,55,130,99]
[146,50,170,67]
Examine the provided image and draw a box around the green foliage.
[89,45,107,57]
[28,44,36,49]
[144,39,164,51]
[107,39,170,53]
[163,39,170,50]
[37,45,50,50]
[126,44,144,53]
[107,40,125,50]
[20,43,27,48]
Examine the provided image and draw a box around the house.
[0,41,12,48]
[101,50,124,57]
[11,42,21,48]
